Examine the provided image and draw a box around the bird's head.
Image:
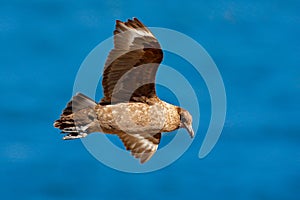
[178,108,194,138]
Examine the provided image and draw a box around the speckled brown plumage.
[54,18,194,163]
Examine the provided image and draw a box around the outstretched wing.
[101,18,163,104]
[118,132,161,163]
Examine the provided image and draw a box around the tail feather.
[54,93,98,140]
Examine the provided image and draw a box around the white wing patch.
[118,132,161,163]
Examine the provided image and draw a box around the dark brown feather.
[118,132,161,163]
[100,18,163,104]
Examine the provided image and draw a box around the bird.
[54,18,194,163]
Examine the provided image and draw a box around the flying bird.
[54,18,194,163]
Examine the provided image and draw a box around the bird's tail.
[53,93,99,140]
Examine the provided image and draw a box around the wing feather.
[118,132,161,163]
[101,18,163,104]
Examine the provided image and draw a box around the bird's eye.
[181,116,186,123]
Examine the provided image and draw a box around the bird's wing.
[118,132,161,163]
[100,18,163,104]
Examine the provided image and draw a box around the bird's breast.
[95,101,180,134]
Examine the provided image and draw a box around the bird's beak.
[183,122,194,138]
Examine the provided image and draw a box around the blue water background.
[1,0,299,199]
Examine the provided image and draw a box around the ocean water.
[1,0,299,199]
